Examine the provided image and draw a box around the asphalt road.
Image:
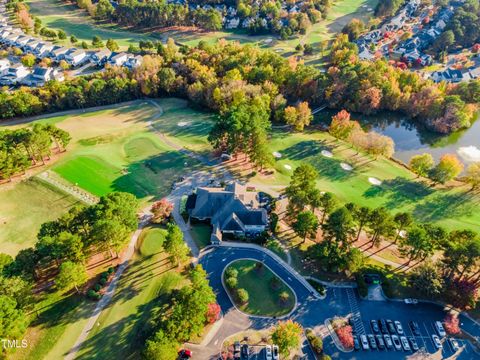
[198,246,480,360]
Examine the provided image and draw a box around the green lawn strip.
[75,226,186,360]
[27,0,159,48]
[10,293,96,360]
[189,223,212,250]
[0,178,80,256]
[253,130,480,231]
[225,259,295,317]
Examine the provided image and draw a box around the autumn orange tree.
[429,154,464,185]
[271,320,303,357]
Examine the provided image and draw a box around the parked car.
[435,321,446,337]
[394,321,404,335]
[409,321,421,336]
[450,338,460,351]
[371,320,380,333]
[178,349,192,359]
[368,334,377,349]
[360,334,370,350]
[265,345,272,360]
[272,345,279,360]
[241,344,250,359]
[383,334,393,349]
[379,319,389,334]
[409,337,419,351]
[404,298,418,304]
[392,335,402,351]
[432,334,442,349]
[375,334,385,349]
[386,320,396,334]
[353,335,360,351]
[400,336,411,351]
[234,341,241,358]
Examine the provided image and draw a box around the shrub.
[225,267,238,279]
[444,313,461,335]
[335,325,353,349]
[98,277,107,286]
[270,276,281,290]
[226,276,238,289]
[236,288,249,304]
[279,291,290,305]
[87,289,101,300]
[93,283,101,292]
[206,303,221,324]
[355,274,368,298]
[107,267,115,274]
[306,329,323,354]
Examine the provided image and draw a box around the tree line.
[0,36,478,139]
[0,124,71,181]
[0,192,138,356]
[285,163,480,310]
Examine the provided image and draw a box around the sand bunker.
[458,146,480,162]
[340,163,353,171]
[368,177,382,186]
[273,151,282,158]
[284,164,292,170]
[321,150,333,158]
[177,121,191,127]
[264,38,273,44]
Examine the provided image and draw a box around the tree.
[0,276,32,310]
[322,207,355,249]
[57,30,67,40]
[318,192,337,224]
[433,30,455,52]
[443,313,461,335]
[284,102,313,131]
[353,205,371,241]
[0,295,27,340]
[106,38,119,52]
[286,163,318,213]
[0,253,13,273]
[393,212,413,242]
[96,0,115,20]
[368,207,394,247]
[236,288,249,304]
[70,35,78,44]
[144,329,179,360]
[293,210,319,243]
[466,162,480,190]
[164,224,189,267]
[55,261,87,294]
[81,41,89,49]
[92,36,104,48]
[271,320,303,357]
[409,153,434,178]
[342,18,365,41]
[329,110,360,141]
[410,262,444,299]
[21,54,36,67]
[206,303,221,324]
[399,225,437,263]
[151,199,173,224]
[429,154,464,184]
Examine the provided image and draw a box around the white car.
[400,336,411,351]
[392,335,402,351]
[394,321,404,335]
[450,338,460,351]
[432,334,442,349]
[272,345,279,360]
[265,345,272,360]
[360,334,369,350]
[435,321,446,337]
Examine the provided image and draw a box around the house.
[24,39,40,52]
[65,49,88,66]
[187,182,268,243]
[16,35,34,48]
[431,68,469,83]
[20,67,64,86]
[34,42,54,58]
[108,52,129,66]
[123,55,143,69]
[50,46,70,61]
[358,46,375,60]
[4,33,21,46]
[468,66,480,79]
[90,49,111,66]
[0,58,9,75]
[0,63,30,85]
[225,17,240,29]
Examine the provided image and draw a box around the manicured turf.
[75,226,185,359]
[189,223,212,249]
[225,259,295,317]
[0,178,80,256]
[27,0,160,48]
[253,130,480,231]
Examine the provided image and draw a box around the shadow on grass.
[363,177,434,209]
[412,191,478,222]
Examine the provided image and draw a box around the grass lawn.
[27,0,160,48]
[10,293,96,360]
[250,130,480,231]
[75,226,186,360]
[0,178,80,256]
[190,223,212,250]
[225,259,295,317]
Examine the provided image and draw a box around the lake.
[314,110,480,167]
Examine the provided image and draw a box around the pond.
[314,110,480,167]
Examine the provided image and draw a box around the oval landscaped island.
[223,259,296,317]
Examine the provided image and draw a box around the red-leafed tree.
[444,313,461,335]
[472,44,480,53]
[446,278,479,310]
[206,303,221,324]
[335,325,354,349]
[151,199,173,224]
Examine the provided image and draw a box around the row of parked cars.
[353,319,451,352]
[232,341,279,360]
